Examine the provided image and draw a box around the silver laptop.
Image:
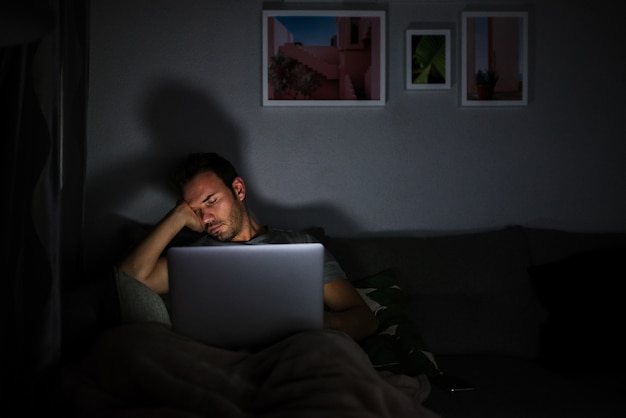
[167,243,325,350]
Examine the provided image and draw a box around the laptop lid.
[167,243,325,350]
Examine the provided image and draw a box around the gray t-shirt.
[191,228,347,284]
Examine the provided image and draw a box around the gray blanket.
[63,323,440,417]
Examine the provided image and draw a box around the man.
[118,152,379,341]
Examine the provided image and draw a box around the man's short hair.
[173,152,239,196]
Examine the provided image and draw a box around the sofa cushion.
[353,269,440,377]
[424,355,623,418]
[114,267,171,327]
[529,248,626,374]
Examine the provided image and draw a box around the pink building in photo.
[266,15,381,101]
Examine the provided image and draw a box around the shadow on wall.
[85,78,359,278]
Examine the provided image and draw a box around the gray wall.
[85,0,626,272]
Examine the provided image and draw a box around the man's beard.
[207,203,245,242]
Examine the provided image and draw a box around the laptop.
[166,243,325,350]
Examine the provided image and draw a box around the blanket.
[63,323,440,417]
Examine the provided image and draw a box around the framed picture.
[460,10,528,106]
[406,28,451,90]
[262,10,386,106]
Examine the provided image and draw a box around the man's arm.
[323,280,379,341]
[118,202,203,294]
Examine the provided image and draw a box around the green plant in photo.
[474,68,499,86]
[268,53,323,100]
[474,68,499,100]
[412,35,446,84]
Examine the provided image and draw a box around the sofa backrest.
[326,226,548,358]
[522,227,626,266]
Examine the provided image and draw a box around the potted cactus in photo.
[475,68,498,99]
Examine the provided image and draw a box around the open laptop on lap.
[166,243,325,350]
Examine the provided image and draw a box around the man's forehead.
[184,172,224,196]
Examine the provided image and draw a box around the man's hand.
[118,200,205,293]
[172,200,205,233]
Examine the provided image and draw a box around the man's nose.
[200,208,214,224]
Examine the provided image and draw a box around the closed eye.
[202,193,217,206]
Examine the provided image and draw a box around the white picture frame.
[262,9,386,106]
[460,10,528,106]
[406,28,451,90]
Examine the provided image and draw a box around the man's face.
[182,171,246,242]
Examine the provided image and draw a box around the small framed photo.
[262,9,386,106]
[460,10,528,106]
[406,28,451,90]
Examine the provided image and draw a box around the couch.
[324,225,626,417]
[60,225,626,417]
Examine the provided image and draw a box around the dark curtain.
[0,0,88,412]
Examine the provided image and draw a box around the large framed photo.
[406,28,451,90]
[461,10,528,106]
[262,10,386,106]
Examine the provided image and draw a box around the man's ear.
[232,177,246,201]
